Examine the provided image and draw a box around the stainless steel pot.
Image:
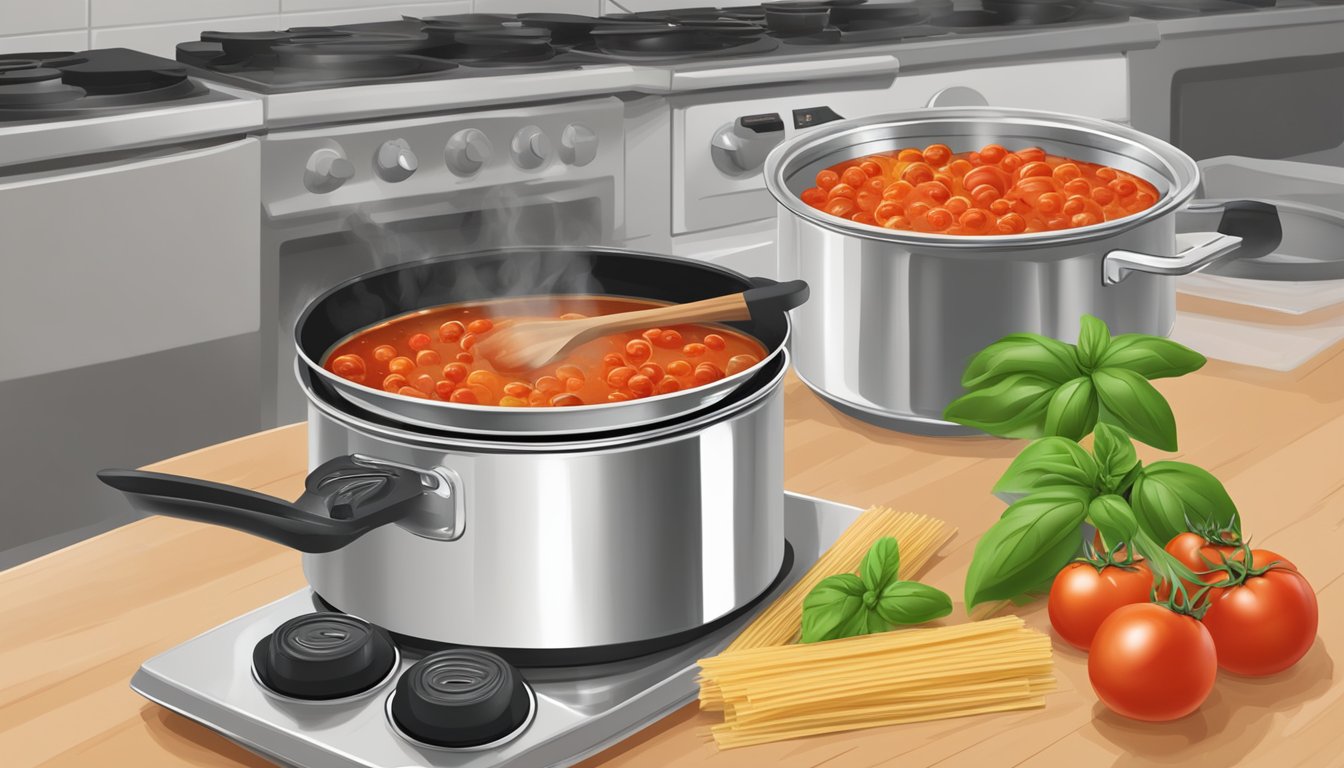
[98,247,798,665]
[764,107,1283,433]
[302,247,797,437]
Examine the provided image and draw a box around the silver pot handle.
[1102,200,1281,286]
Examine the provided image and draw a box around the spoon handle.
[579,279,810,336]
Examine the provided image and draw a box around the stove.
[132,492,862,768]
[0,48,233,124]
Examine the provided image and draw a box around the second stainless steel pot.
[766,107,1283,433]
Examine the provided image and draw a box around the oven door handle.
[98,455,462,553]
[669,54,899,91]
[1101,200,1281,286]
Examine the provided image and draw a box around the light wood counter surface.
[3,347,1342,768]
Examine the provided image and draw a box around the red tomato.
[922,143,952,166]
[801,188,827,207]
[667,360,692,377]
[372,345,397,362]
[659,329,684,348]
[627,374,654,397]
[815,169,839,190]
[415,349,441,367]
[703,333,726,351]
[901,162,934,185]
[924,207,954,231]
[1089,604,1217,721]
[534,375,563,394]
[467,318,493,334]
[979,144,1007,164]
[1201,568,1317,676]
[549,393,583,407]
[606,366,636,388]
[407,332,432,351]
[1048,561,1154,650]
[859,160,883,177]
[826,198,857,218]
[682,343,707,357]
[1165,533,1297,589]
[625,339,652,363]
[387,356,415,375]
[438,321,464,342]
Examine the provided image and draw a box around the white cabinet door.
[0,138,260,381]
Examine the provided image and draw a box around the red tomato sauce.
[799,143,1160,235]
[323,296,768,407]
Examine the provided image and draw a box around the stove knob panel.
[559,124,598,167]
[445,128,492,176]
[304,147,355,194]
[511,126,552,170]
[375,138,418,182]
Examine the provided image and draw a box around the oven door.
[1129,21,1344,166]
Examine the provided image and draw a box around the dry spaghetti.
[698,616,1055,749]
[723,506,956,653]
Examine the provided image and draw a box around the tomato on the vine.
[1166,532,1296,576]
[1088,603,1217,721]
[1163,532,1296,596]
[1048,560,1153,650]
[1201,566,1317,676]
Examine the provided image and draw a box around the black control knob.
[252,613,397,700]
[390,649,532,748]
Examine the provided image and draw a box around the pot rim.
[300,348,789,453]
[294,246,792,437]
[764,106,1202,250]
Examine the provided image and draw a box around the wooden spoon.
[476,279,810,373]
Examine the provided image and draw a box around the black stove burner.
[252,612,397,701]
[389,650,533,749]
[0,48,206,119]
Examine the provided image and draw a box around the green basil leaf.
[993,436,1099,495]
[1043,377,1099,441]
[943,373,1057,439]
[1088,493,1138,545]
[863,608,893,636]
[964,487,1092,610]
[1130,461,1241,546]
[1092,367,1179,451]
[1076,315,1112,370]
[1092,423,1140,493]
[876,581,953,626]
[800,573,867,643]
[960,334,1082,389]
[859,537,900,592]
[1099,334,1206,380]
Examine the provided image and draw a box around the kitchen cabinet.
[2,350,1342,767]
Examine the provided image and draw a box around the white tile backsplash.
[91,15,282,58]
[92,1,279,27]
[0,0,87,36]
[0,29,89,55]
[280,2,470,27]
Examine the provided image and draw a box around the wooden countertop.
[3,349,1342,768]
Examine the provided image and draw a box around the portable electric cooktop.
[133,493,863,768]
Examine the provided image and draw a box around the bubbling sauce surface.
[799,143,1160,235]
[323,296,768,408]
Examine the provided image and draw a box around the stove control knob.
[711,113,785,175]
[511,126,551,170]
[445,129,492,175]
[375,138,418,182]
[389,649,534,748]
[304,148,355,194]
[252,613,397,700]
[559,124,598,167]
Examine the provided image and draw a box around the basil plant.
[943,315,1206,450]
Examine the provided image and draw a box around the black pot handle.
[98,456,434,553]
[743,278,810,317]
[1102,200,1281,286]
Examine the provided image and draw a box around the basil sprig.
[801,537,952,643]
[944,315,1205,450]
[965,424,1240,611]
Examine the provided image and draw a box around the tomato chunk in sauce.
[323,296,768,408]
[800,143,1160,235]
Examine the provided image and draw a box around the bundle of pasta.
[724,506,955,653]
[699,616,1055,749]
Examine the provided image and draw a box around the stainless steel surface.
[297,248,791,438]
[130,492,862,768]
[765,107,1255,431]
[301,352,787,650]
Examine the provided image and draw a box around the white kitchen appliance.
[0,48,262,565]
[1119,0,1344,369]
[168,23,635,426]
